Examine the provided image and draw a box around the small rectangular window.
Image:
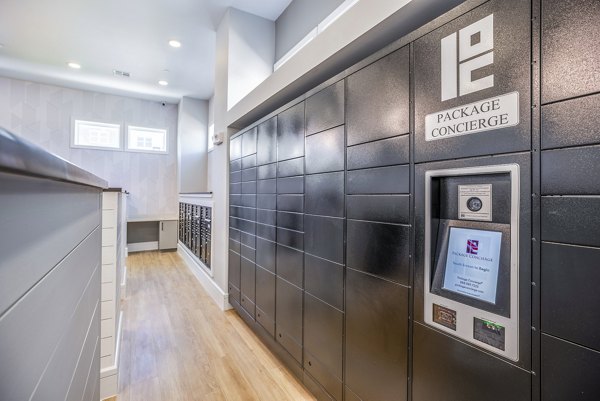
[127,126,168,153]
[72,120,121,150]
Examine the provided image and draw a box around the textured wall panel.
[256,266,276,336]
[346,165,409,195]
[278,102,305,161]
[305,127,345,174]
[304,293,343,400]
[541,334,600,401]
[305,215,344,265]
[541,0,600,103]
[347,220,409,285]
[241,154,257,169]
[541,242,600,351]
[345,269,408,401]
[257,117,277,166]
[346,195,410,225]
[278,157,305,178]
[242,127,257,157]
[276,277,303,362]
[541,146,600,194]
[277,227,304,250]
[242,167,257,182]
[257,162,277,180]
[347,47,410,146]
[305,172,345,217]
[276,244,304,287]
[347,135,409,170]
[304,254,344,311]
[541,197,600,247]
[306,80,345,136]
[277,195,304,213]
[541,93,600,149]
[277,176,304,194]
[230,136,242,161]
[256,237,276,273]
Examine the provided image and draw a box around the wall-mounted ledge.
[128,215,179,223]
[179,191,213,197]
[179,193,214,207]
[104,187,128,194]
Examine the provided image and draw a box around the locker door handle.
[161,222,164,231]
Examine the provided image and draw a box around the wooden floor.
[118,251,315,401]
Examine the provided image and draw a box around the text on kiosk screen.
[442,228,502,304]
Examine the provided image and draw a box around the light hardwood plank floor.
[118,251,316,401]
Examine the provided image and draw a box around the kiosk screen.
[442,227,502,304]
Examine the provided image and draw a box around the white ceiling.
[0,0,292,103]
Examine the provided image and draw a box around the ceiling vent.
[112,70,130,78]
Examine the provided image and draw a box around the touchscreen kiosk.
[423,165,520,361]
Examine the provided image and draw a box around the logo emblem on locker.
[466,239,479,255]
[441,14,494,101]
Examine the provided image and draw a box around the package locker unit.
[228,0,600,400]
[179,202,212,268]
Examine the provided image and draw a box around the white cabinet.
[159,220,178,250]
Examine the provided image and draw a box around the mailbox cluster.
[179,202,212,268]
[228,0,600,400]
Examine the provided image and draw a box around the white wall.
[207,7,276,297]
[208,9,233,295]
[207,95,215,190]
[275,0,344,61]
[227,8,275,110]
[0,76,178,219]
[178,97,208,193]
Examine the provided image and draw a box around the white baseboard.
[100,309,123,398]
[178,245,231,311]
[127,241,158,252]
[100,374,118,400]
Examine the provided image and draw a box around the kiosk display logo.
[425,13,520,142]
[466,239,479,255]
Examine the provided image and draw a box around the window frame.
[71,118,123,151]
[125,125,169,155]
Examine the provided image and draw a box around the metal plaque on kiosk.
[423,164,519,361]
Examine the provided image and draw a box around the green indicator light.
[482,319,504,330]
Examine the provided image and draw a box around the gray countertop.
[0,127,108,188]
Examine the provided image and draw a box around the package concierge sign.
[425,92,519,141]
[442,227,502,304]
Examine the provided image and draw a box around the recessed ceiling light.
[158,80,169,86]
[67,62,81,69]
[168,40,181,48]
